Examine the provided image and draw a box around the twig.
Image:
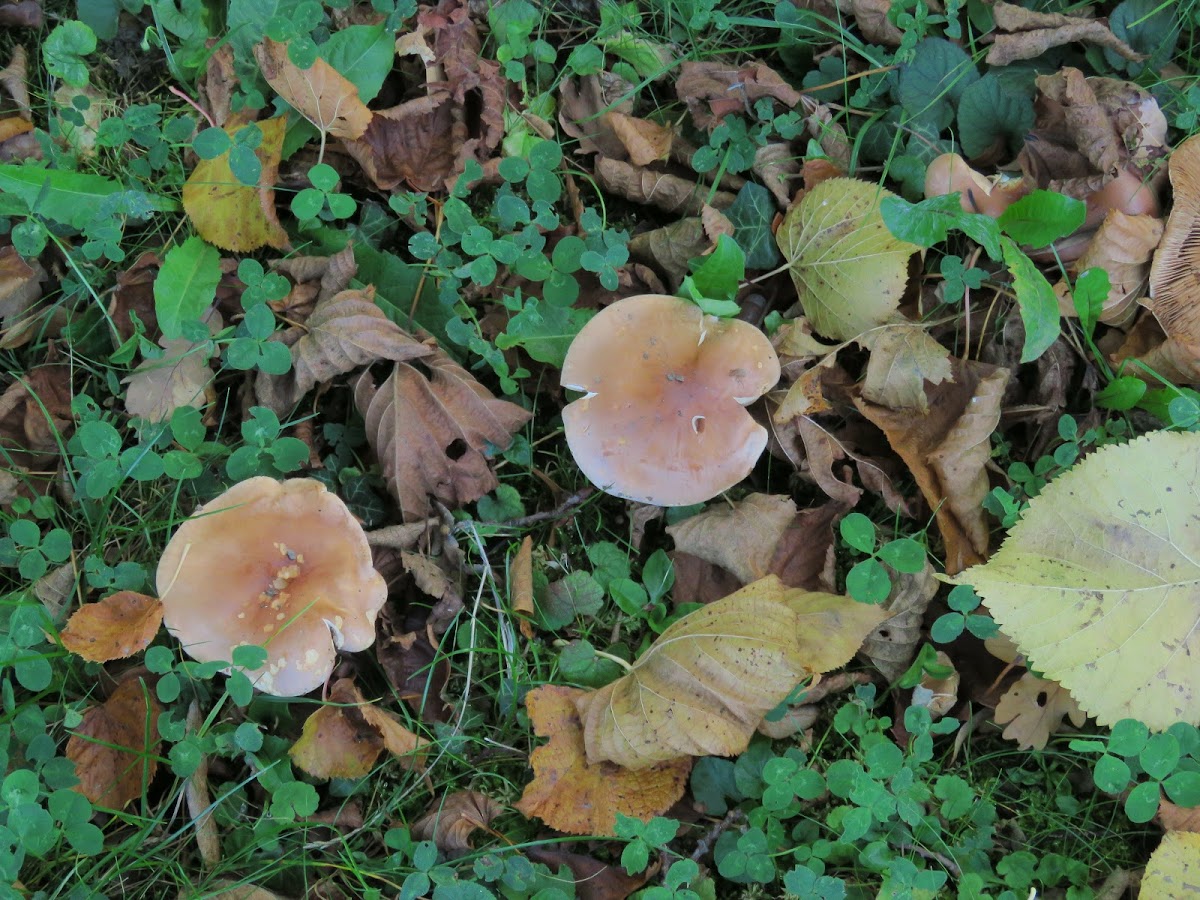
[169,86,215,129]
[455,488,595,533]
[691,808,745,862]
[894,842,962,880]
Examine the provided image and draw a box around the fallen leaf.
[787,416,864,508]
[911,651,959,720]
[0,243,47,349]
[859,324,954,414]
[525,846,652,900]
[354,347,532,521]
[855,360,1009,575]
[766,501,843,592]
[993,672,1086,751]
[676,61,801,129]
[847,0,904,45]
[108,252,161,341]
[595,158,735,216]
[1033,68,1124,182]
[253,39,372,140]
[60,591,163,662]
[182,116,289,252]
[628,216,713,287]
[515,685,691,836]
[985,1,1144,67]
[412,790,503,854]
[862,561,938,681]
[608,112,673,166]
[184,701,220,869]
[1158,799,1200,834]
[256,287,432,414]
[576,576,886,768]
[179,883,295,900]
[665,493,798,586]
[0,1,41,26]
[1142,832,1200,899]
[1063,211,1162,327]
[558,72,634,159]
[377,612,452,723]
[67,678,162,809]
[511,536,535,639]
[290,679,427,779]
[953,430,1200,729]
[777,178,918,341]
[669,552,744,607]
[33,561,77,623]
[753,142,801,207]
[123,336,215,422]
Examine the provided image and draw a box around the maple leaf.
[182,116,289,252]
[354,347,531,520]
[290,679,427,779]
[253,39,372,140]
[993,672,1086,751]
[66,678,162,809]
[60,591,163,662]
[515,685,691,836]
[576,576,886,769]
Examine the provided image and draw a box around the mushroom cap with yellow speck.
[157,477,387,697]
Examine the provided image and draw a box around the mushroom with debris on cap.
[1147,133,1200,340]
[157,477,388,697]
[561,294,781,507]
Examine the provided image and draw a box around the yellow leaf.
[61,591,164,662]
[576,576,886,769]
[182,117,289,252]
[253,39,372,140]
[1142,832,1200,899]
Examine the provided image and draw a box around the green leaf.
[1073,267,1110,337]
[44,21,97,86]
[897,38,979,130]
[1093,754,1132,792]
[319,24,394,103]
[1141,734,1182,781]
[496,297,593,368]
[1163,771,1200,806]
[878,538,925,574]
[846,559,891,604]
[557,640,625,687]
[539,571,605,629]
[725,182,783,268]
[1001,237,1060,363]
[683,234,745,304]
[77,0,120,40]
[1095,376,1147,411]
[879,193,1001,260]
[0,165,173,231]
[840,513,877,554]
[952,431,1200,730]
[1124,780,1162,823]
[1106,0,1180,75]
[998,191,1087,249]
[956,74,1034,160]
[154,236,221,340]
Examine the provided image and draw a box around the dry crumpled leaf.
[628,215,723,287]
[511,535,535,639]
[595,158,735,216]
[985,1,1143,67]
[558,72,634,159]
[993,672,1086,751]
[376,605,453,722]
[183,700,220,869]
[665,493,797,586]
[0,1,42,27]
[676,61,801,129]
[859,324,954,414]
[413,790,503,854]
[525,846,652,900]
[0,243,47,348]
[515,685,691,836]
[608,112,673,166]
[124,335,216,422]
[182,116,289,252]
[354,347,531,520]
[67,678,162,809]
[342,0,503,191]
[60,591,163,663]
[1058,211,1163,328]
[862,561,938,681]
[576,575,886,769]
[841,0,904,44]
[253,39,372,140]
[256,288,432,414]
[855,361,1009,575]
[290,679,427,779]
[0,357,74,472]
[179,883,295,900]
[911,651,959,720]
[1031,69,1130,185]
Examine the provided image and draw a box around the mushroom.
[561,294,780,506]
[924,153,1030,217]
[1147,133,1200,346]
[157,477,388,697]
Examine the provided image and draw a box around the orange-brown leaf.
[515,685,690,836]
[511,535,535,639]
[66,679,162,808]
[182,117,289,252]
[253,39,372,140]
[61,591,164,662]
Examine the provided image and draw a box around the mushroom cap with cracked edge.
[561,294,781,507]
[156,477,388,697]
[1148,134,1200,340]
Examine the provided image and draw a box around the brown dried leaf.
[608,113,673,166]
[355,350,531,520]
[290,679,427,779]
[577,577,886,768]
[1066,211,1163,327]
[993,672,1086,751]
[413,790,503,854]
[377,619,452,722]
[911,650,959,720]
[179,883,294,900]
[859,324,954,414]
[666,493,797,586]
[676,61,801,130]
[512,535,535,639]
[515,685,691,836]
[847,0,904,44]
[791,416,864,507]
[0,2,42,27]
[124,336,215,422]
[558,72,634,159]
[0,47,31,114]
[628,217,711,288]
[753,142,800,207]
[256,288,432,414]
[861,561,938,681]
[254,39,372,140]
[595,158,735,216]
[0,244,46,347]
[1034,68,1124,181]
[525,846,652,900]
[766,501,842,592]
[67,678,162,809]
[855,361,1009,575]
[197,43,236,129]
[61,591,163,663]
[184,701,220,869]
[986,1,1144,67]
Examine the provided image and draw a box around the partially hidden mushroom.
[561,294,780,506]
[157,477,388,697]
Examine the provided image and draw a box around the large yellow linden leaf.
[955,431,1200,730]
[776,178,918,341]
[253,39,372,141]
[1142,832,1200,898]
[182,117,289,252]
[576,576,886,769]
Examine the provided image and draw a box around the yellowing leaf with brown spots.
[290,678,427,779]
[182,116,289,252]
[575,576,886,769]
[515,685,691,836]
[1143,832,1200,899]
[253,39,372,140]
[60,591,164,662]
[66,678,162,809]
